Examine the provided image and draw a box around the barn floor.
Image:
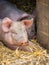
[0,39,49,65]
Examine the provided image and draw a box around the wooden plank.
[37,0,49,49]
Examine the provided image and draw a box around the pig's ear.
[22,18,34,28]
[2,17,13,32]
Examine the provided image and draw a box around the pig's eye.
[10,30,17,34]
[13,31,17,34]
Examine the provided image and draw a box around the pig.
[0,0,29,21]
[0,0,36,39]
[0,17,34,51]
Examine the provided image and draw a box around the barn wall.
[37,0,49,49]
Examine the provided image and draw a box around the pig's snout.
[20,40,28,46]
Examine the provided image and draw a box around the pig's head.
[1,17,33,49]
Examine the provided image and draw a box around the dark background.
[8,0,36,14]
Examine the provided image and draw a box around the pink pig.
[0,17,33,50]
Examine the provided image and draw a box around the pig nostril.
[21,43,26,46]
[21,41,28,46]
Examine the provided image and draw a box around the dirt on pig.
[0,40,49,65]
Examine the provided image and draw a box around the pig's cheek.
[4,33,13,45]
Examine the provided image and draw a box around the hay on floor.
[0,40,49,65]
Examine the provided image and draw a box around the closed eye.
[11,30,17,34]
